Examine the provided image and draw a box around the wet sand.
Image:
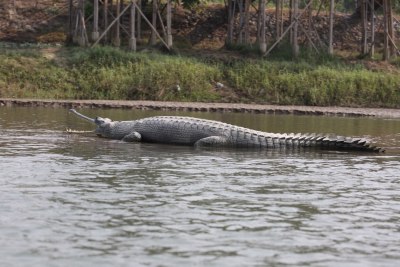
[1,98,399,118]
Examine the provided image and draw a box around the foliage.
[0,45,399,108]
[224,60,399,107]
[180,0,201,9]
[0,46,220,101]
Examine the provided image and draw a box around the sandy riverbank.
[1,98,400,118]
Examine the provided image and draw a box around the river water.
[1,107,399,267]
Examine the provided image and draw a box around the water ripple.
[1,108,400,267]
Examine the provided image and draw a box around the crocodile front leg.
[122,131,142,142]
[194,136,229,147]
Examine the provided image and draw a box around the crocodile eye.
[95,117,108,125]
[95,117,112,126]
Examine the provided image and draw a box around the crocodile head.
[70,109,114,137]
[94,116,115,137]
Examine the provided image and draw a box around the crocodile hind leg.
[194,136,229,147]
[122,131,142,142]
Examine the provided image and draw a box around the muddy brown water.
[1,106,399,266]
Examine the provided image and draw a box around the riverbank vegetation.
[1,44,399,108]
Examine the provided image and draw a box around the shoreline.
[1,98,400,118]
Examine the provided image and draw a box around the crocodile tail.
[301,134,385,153]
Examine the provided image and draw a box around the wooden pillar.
[387,0,395,57]
[92,0,100,41]
[328,0,334,55]
[238,0,244,44]
[243,0,250,44]
[264,0,313,56]
[276,0,282,40]
[292,0,299,58]
[259,0,267,53]
[92,2,132,47]
[77,0,87,47]
[369,0,375,57]
[383,0,389,61]
[67,0,74,43]
[279,0,283,39]
[307,0,313,51]
[110,0,114,40]
[103,0,108,43]
[150,0,157,45]
[360,0,368,54]
[137,0,142,40]
[113,0,121,46]
[289,0,293,44]
[166,0,173,48]
[129,2,136,51]
[227,0,234,45]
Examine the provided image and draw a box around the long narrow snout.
[69,109,95,123]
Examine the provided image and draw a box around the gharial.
[69,109,385,153]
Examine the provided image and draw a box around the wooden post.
[289,0,293,45]
[77,0,87,47]
[360,0,368,54]
[259,0,267,53]
[73,8,79,43]
[369,0,375,57]
[238,0,244,44]
[103,0,108,43]
[150,0,157,45]
[129,1,136,51]
[279,0,283,39]
[82,9,89,46]
[383,0,389,61]
[387,0,395,57]
[276,0,281,40]
[328,0,334,55]
[114,0,121,46]
[157,9,167,40]
[307,0,313,51]
[243,0,250,44]
[92,3,132,47]
[67,0,74,43]
[257,0,262,44]
[227,0,234,45]
[92,0,100,41]
[264,0,313,56]
[166,0,173,48]
[292,0,299,58]
[132,1,170,50]
[137,0,142,40]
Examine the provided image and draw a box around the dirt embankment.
[1,98,400,118]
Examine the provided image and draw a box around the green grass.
[225,60,400,107]
[0,46,221,101]
[0,45,399,108]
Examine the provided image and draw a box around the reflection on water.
[0,107,399,267]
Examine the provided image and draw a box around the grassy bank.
[0,44,399,108]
